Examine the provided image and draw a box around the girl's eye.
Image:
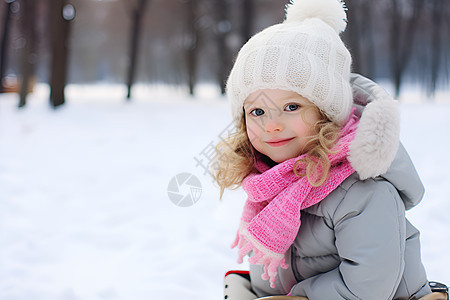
[250,108,265,117]
[285,104,300,112]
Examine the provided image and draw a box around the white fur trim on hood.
[348,74,400,180]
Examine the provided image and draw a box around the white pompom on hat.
[226,0,352,127]
[284,0,347,33]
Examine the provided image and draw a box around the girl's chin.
[267,154,296,164]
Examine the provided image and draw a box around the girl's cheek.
[246,126,259,146]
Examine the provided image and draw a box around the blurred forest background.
[0,0,449,107]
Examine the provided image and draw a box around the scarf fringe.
[231,221,288,288]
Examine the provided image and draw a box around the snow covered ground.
[0,84,449,300]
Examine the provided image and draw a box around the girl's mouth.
[265,137,295,147]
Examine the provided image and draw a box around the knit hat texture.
[227,0,352,127]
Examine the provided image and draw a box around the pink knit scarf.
[232,112,359,288]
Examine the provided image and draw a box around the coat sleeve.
[290,179,407,300]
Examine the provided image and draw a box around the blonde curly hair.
[211,103,342,199]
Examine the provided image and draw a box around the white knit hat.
[227,0,352,127]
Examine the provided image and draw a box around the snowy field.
[0,84,449,300]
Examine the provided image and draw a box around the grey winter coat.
[249,74,431,300]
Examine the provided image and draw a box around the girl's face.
[244,89,320,163]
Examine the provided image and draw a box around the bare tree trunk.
[185,0,198,96]
[390,0,424,97]
[390,0,401,96]
[343,0,375,78]
[446,3,450,84]
[126,0,149,100]
[49,0,74,107]
[428,0,444,96]
[360,0,375,79]
[215,0,231,95]
[0,0,14,93]
[343,0,362,74]
[241,0,253,43]
[19,0,37,107]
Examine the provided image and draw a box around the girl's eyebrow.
[244,93,303,110]
[278,94,303,102]
[243,103,257,112]
[243,99,263,109]
[280,95,311,106]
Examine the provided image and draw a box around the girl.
[214,0,439,299]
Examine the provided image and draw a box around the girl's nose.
[265,118,284,133]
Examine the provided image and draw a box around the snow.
[0,84,449,300]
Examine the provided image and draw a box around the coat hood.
[348,74,424,210]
